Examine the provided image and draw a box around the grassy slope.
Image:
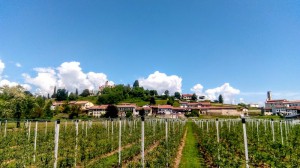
[179,122,203,168]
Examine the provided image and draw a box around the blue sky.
[0,0,300,105]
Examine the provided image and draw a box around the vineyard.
[0,118,300,167]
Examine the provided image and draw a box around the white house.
[88,105,108,118]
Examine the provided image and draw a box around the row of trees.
[0,85,54,121]
[51,87,91,101]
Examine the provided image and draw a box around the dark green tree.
[164,90,169,97]
[44,100,53,118]
[133,80,139,88]
[62,104,71,114]
[105,105,119,118]
[167,97,175,106]
[75,88,79,97]
[174,92,181,100]
[80,89,90,97]
[69,92,77,100]
[69,105,80,119]
[149,90,158,96]
[51,86,57,98]
[149,96,156,105]
[56,89,68,101]
[192,93,198,101]
[218,94,224,104]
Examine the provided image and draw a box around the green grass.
[179,122,203,168]
[77,96,98,104]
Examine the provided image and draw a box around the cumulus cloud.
[23,61,113,95]
[205,83,240,103]
[191,84,204,95]
[23,67,57,95]
[139,71,182,95]
[190,83,240,103]
[16,63,22,67]
[0,60,31,90]
[0,59,5,76]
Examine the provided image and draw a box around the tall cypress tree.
[51,86,57,98]
[218,94,224,104]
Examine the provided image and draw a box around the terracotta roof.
[89,105,108,110]
[287,106,300,110]
[283,100,300,104]
[52,101,65,106]
[266,99,287,103]
[157,105,173,109]
[200,106,237,110]
[117,104,136,108]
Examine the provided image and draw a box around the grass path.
[179,122,203,168]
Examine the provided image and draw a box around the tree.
[75,88,79,97]
[133,80,139,88]
[218,94,224,104]
[149,90,158,96]
[105,105,119,118]
[56,89,68,101]
[167,97,175,106]
[69,92,77,101]
[80,89,90,97]
[51,86,57,98]
[192,93,198,101]
[69,105,80,119]
[44,100,53,118]
[174,92,181,100]
[164,90,169,97]
[149,96,156,105]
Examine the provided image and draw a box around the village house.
[179,101,211,108]
[116,103,137,117]
[181,94,193,101]
[152,105,173,115]
[50,101,64,110]
[136,106,152,116]
[200,106,240,116]
[88,105,108,118]
[69,101,94,111]
[51,101,94,111]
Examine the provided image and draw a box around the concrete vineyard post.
[206,120,209,132]
[45,121,48,135]
[119,118,122,167]
[33,121,38,162]
[257,120,259,142]
[242,118,249,168]
[4,120,7,137]
[271,119,275,142]
[280,120,283,145]
[75,120,79,167]
[285,120,288,144]
[28,121,31,141]
[54,120,60,168]
[85,120,88,137]
[216,118,220,162]
[141,116,145,168]
[165,119,168,142]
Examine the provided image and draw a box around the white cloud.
[0,59,5,76]
[16,63,22,67]
[23,61,113,95]
[139,71,182,95]
[205,83,240,103]
[191,84,204,95]
[0,79,19,87]
[23,67,57,95]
